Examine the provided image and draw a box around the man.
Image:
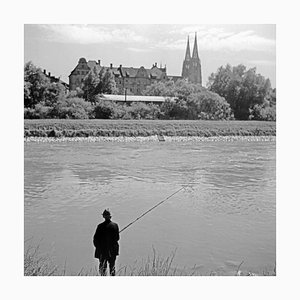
[93,209,120,276]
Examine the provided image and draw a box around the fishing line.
[119,185,190,233]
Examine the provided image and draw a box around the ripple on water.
[24,138,276,274]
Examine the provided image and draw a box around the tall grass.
[24,244,60,276]
[116,248,178,276]
[24,244,275,276]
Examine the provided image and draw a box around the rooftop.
[101,94,174,103]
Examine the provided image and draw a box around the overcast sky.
[24,24,276,87]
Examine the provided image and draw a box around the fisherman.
[93,209,120,276]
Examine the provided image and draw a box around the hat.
[102,209,111,217]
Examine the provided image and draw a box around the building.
[181,33,202,85]
[100,94,175,104]
[68,33,202,94]
[43,69,69,89]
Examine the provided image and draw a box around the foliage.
[24,97,94,119]
[24,62,51,108]
[82,67,100,102]
[143,79,203,100]
[173,80,203,101]
[24,104,53,119]
[93,100,119,119]
[52,97,94,119]
[93,98,162,120]
[249,104,276,121]
[43,82,66,106]
[24,61,67,108]
[82,67,118,102]
[264,88,276,106]
[142,80,232,120]
[142,80,176,97]
[127,102,162,120]
[187,90,233,120]
[208,64,273,120]
[67,87,84,98]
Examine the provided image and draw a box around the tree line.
[24,61,276,121]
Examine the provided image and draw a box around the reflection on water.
[24,140,275,275]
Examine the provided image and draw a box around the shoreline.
[25,135,276,143]
[24,119,276,139]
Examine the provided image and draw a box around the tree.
[173,80,203,101]
[144,79,231,120]
[249,104,276,121]
[24,61,51,108]
[53,97,94,119]
[187,90,233,120]
[82,66,100,102]
[100,69,118,95]
[82,67,118,102]
[208,64,272,120]
[43,82,66,106]
[142,80,175,97]
[24,61,67,109]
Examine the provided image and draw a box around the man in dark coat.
[93,209,120,276]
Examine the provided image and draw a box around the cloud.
[169,25,207,35]
[39,24,148,44]
[248,60,276,66]
[38,24,275,53]
[157,27,275,53]
[127,47,150,53]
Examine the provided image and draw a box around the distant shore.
[24,119,276,138]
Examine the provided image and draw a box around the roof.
[101,94,174,103]
[69,58,173,80]
[100,66,167,80]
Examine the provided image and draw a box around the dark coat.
[93,220,120,259]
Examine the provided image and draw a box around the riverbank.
[24,244,275,276]
[24,119,276,138]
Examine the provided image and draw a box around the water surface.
[24,139,275,275]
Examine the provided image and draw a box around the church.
[69,33,202,94]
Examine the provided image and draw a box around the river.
[24,138,276,275]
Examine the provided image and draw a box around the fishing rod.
[119,185,189,234]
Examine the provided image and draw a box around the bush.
[52,97,94,119]
[24,104,53,119]
[127,102,161,120]
[249,104,276,121]
[187,90,233,120]
[94,100,119,119]
[160,90,233,120]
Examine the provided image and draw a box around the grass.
[24,244,60,276]
[24,119,276,138]
[24,244,276,276]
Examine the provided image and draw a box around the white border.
[2,0,300,299]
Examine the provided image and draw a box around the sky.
[24,24,276,87]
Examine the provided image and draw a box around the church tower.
[181,36,191,79]
[181,33,202,85]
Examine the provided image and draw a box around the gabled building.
[68,33,202,94]
[69,59,169,94]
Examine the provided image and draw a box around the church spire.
[192,32,199,59]
[184,36,191,60]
